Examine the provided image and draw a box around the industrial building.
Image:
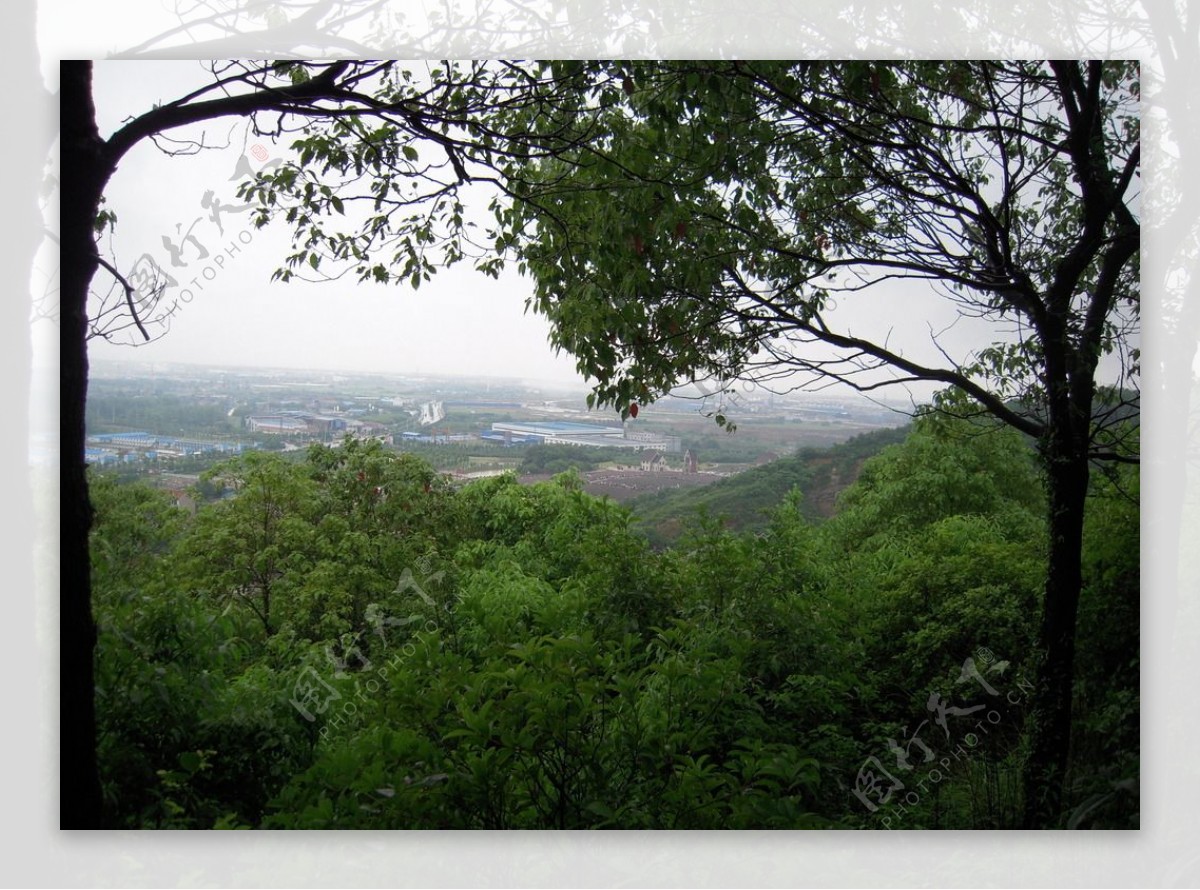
[399,431,474,445]
[85,432,252,462]
[84,447,120,466]
[246,415,309,434]
[478,429,544,446]
[487,421,681,452]
[246,412,390,442]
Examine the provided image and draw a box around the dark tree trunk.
[1021,313,1094,828]
[1022,448,1089,828]
[55,62,356,826]
[60,61,112,829]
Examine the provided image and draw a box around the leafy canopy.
[493,62,1139,450]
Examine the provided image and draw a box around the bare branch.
[94,255,150,341]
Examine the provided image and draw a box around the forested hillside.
[90,416,1138,828]
[629,426,910,547]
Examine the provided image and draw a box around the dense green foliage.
[517,444,621,476]
[67,59,1140,831]
[86,394,239,437]
[91,419,1137,829]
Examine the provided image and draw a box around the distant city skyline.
[85,354,923,419]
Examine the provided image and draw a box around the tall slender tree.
[60,59,561,826]
[478,60,1140,827]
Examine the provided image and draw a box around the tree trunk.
[60,61,110,829]
[1021,435,1090,828]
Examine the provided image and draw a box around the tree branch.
[94,255,150,342]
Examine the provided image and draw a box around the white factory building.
[488,421,681,452]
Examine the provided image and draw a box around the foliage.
[486,63,1137,435]
[68,59,1142,834]
[827,417,1044,548]
[518,443,619,476]
[93,572,311,827]
[86,393,239,437]
[90,405,1134,829]
[89,473,187,599]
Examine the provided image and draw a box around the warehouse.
[487,421,680,452]
[246,415,308,434]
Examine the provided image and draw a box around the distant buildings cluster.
[86,432,252,466]
[245,412,391,441]
[640,449,699,472]
[483,421,682,452]
[398,432,475,445]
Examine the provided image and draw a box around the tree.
[484,61,1139,827]
[181,452,321,636]
[63,58,1139,829]
[60,58,579,827]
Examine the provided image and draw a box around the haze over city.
[69,60,1073,408]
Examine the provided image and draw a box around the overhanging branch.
[94,255,150,342]
[721,270,1047,440]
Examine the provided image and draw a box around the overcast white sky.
[82,61,590,386]
[75,60,1042,404]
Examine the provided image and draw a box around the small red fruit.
[630,403,639,418]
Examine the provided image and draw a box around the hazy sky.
[84,61,591,386]
[78,60,1132,406]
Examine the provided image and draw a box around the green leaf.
[93,209,116,235]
